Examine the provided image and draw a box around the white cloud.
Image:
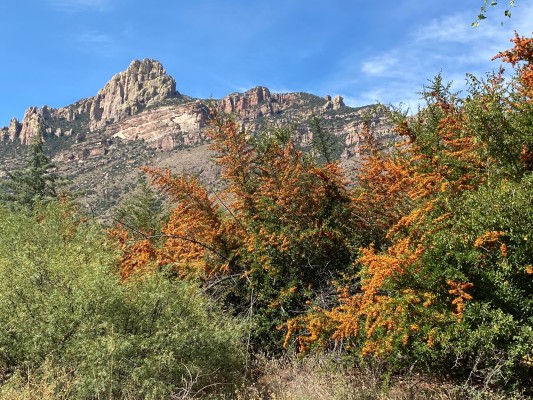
[78,31,112,44]
[77,31,119,57]
[323,2,533,111]
[340,84,424,114]
[361,54,399,76]
[49,0,112,12]
[415,14,495,44]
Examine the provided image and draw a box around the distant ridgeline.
[0,59,391,214]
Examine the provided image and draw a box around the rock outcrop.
[19,107,44,144]
[216,86,309,120]
[333,95,345,109]
[217,86,275,118]
[7,118,21,141]
[323,95,345,110]
[105,102,210,151]
[88,59,178,130]
[55,138,113,162]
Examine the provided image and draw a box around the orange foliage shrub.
[112,110,360,348]
[286,76,488,356]
[493,32,533,100]
[110,227,157,280]
[287,34,533,370]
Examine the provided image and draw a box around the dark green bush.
[417,176,533,390]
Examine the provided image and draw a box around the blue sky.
[0,0,531,126]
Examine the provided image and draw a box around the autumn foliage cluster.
[286,33,533,390]
[113,113,362,346]
[112,34,533,393]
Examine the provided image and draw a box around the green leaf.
[477,13,487,20]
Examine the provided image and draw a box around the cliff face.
[1,118,22,142]
[19,107,45,145]
[104,101,210,151]
[88,59,178,130]
[0,58,391,214]
[216,86,298,118]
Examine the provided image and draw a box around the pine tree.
[112,176,164,236]
[0,129,58,208]
[309,116,343,164]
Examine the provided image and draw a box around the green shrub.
[416,175,533,391]
[0,202,245,399]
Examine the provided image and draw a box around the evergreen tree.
[309,116,343,164]
[112,175,165,236]
[0,129,58,208]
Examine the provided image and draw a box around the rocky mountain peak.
[1,59,180,144]
[89,58,178,130]
[123,58,168,78]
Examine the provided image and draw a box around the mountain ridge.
[0,58,391,215]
